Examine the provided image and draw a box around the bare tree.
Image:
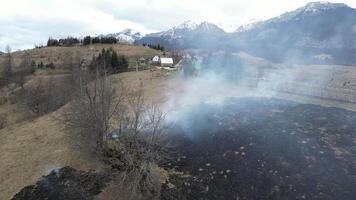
[22,78,51,115]
[15,52,34,88]
[63,63,170,198]
[101,93,170,199]
[1,45,13,87]
[64,67,127,152]
[20,76,72,116]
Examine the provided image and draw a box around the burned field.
[11,97,356,200]
[161,97,356,200]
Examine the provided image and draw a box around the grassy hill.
[0,43,176,200]
[0,43,166,69]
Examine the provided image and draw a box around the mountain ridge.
[102,28,142,44]
[135,1,356,64]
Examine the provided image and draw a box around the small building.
[138,57,146,65]
[152,55,160,63]
[160,57,174,67]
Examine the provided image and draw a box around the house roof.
[160,57,173,64]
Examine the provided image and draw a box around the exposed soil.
[161,97,356,200]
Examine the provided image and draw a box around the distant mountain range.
[136,21,227,50]
[226,1,356,64]
[102,29,142,44]
[133,1,356,65]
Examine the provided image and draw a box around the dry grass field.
[0,43,165,68]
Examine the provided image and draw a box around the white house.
[152,56,160,63]
[160,57,174,67]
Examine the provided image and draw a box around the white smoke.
[162,51,355,127]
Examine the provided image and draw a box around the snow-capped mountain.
[136,21,226,49]
[235,1,349,33]
[227,1,356,64]
[137,1,356,64]
[235,19,262,33]
[146,21,199,39]
[144,21,224,39]
[104,29,142,44]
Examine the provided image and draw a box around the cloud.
[1,0,356,50]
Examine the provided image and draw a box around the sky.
[0,0,355,51]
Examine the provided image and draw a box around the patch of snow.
[235,19,263,32]
[303,1,346,14]
[104,28,142,44]
[149,21,223,40]
[266,1,348,24]
[175,20,198,30]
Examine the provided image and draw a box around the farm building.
[138,57,146,64]
[160,57,174,67]
[152,55,160,63]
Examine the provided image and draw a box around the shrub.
[0,114,7,129]
[19,77,73,116]
[45,62,55,69]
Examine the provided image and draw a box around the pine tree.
[83,36,91,45]
[111,51,119,72]
[1,45,13,87]
[119,56,129,70]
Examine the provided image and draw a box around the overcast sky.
[1,0,355,51]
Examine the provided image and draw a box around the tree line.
[47,36,119,47]
[89,48,129,73]
[83,36,118,45]
[141,43,165,51]
[47,37,80,47]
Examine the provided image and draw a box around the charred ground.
[11,97,356,200]
[161,97,356,200]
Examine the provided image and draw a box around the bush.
[19,77,73,116]
[37,61,44,69]
[47,38,59,46]
[0,91,7,105]
[0,114,7,129]
[45,62,55,69]
[97,164,162,200]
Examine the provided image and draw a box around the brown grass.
[0,43,175,199]
[0,109,104,200]
[111,68,179,104]
[0,68,176,200]
[0,44,165,68]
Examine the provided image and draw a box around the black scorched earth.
[13,97,356,200]
[161,97,356,200]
